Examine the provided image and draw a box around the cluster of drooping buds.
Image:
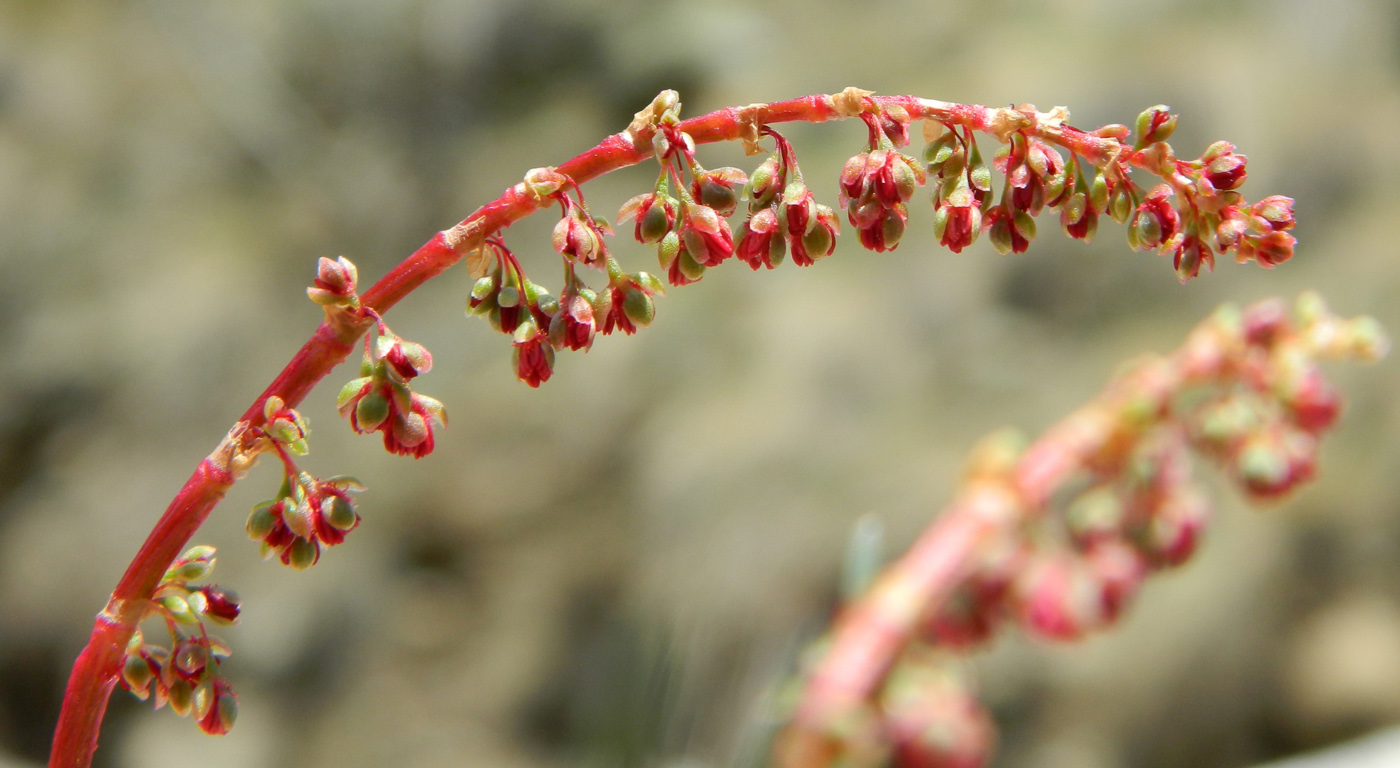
[458,93,1312,392]
[337,315,446,453]
[925,124,992,254]
[550,183,612,267]
[241,396,367,568]
[837,108,926,252]
[1185,294,1386,498]
[986,132,1067,253]
[778,294,1386,768]
[246,470,364,570]
[920,296,1388,649]
[119,546,240,736]
[881,649,996,768]
[734,127,840,269]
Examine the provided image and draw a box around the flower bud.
[638,197,675,243]
[354,391,391,433]
[307,256,359,307]
[622,287,655,328]
[1251,195,1295,231]
[745,156,784,211]
[246,501,279,541]
[286,537,319,571]
[122,654,155,697]
[167,679,194,717]
[1134,105,1177,147]
[196,678,238,736]
[163,595,200,625]
[192,586,241,625]
[691,167,747,218]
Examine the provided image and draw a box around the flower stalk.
[48,87,1328,767]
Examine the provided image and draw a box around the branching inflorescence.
[48,89,1379,768]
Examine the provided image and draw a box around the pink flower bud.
[1015,551,1109,641]
[679,203,735,268]
[307,256,359,307]
[1287,368,1341,433]
[1250,230,1295,267]
[1203,145,1247,191]
[885,674,995,768]
[1128,185,1179,252]
[1251,195,1295,231]
[1137,488,1211,567]
[192,586,241,625]
[549,292,596,352]
[737,207,782,269]
[1134,104,1178,146]
[1242,298,1288,347]
[932,181,981,254]
[1172,234,1214,283]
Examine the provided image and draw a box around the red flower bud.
[1251,195,1295,231]
[620,192,678,244]
[196,678,238,736]
[1128,185,1179,252]
[737,207,782,269]
[932,181,981,254]
[192,586,241,625]
[549,291,596,352]
[512,321,555,388]
[679,203,735,268]
[1204,149,1247,192]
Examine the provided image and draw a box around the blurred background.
[3,1,1400,767]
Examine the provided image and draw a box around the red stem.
[47,91,1185,768]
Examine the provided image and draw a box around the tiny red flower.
[1202,142,1247,191]
[679,203,735,268]
[1129,184,1180,251]
[513,322,555,388]
[552,210,608,266]
[550,291,596,351]
[193,586,241,625]
[196,678,238,736]
[618,192,678,244]
[1250,230,1295,267]
[737,207,782,270]
[1251,195,1295,231]
[1172,234,1214,282]
[933,180,981,254]
[689,166,747,218]
[307,256,359,307]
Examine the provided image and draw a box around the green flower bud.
[168,679,194,717]
[122,654,154,697]
[286,537,318,571]
[326,496,357,531]
[355,391,390,432]
[247,502,278,541]
[622,288,655,327]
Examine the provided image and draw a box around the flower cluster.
[336,317,446,454]
[734,127,840,268]
[118,546,240,736]
[925,124,993,254]
[618,110,748,285]
[455,94,1307,394]
[246,472,364,570]
[781,293,1387,768]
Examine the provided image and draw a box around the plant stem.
[45,91,1192,768]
